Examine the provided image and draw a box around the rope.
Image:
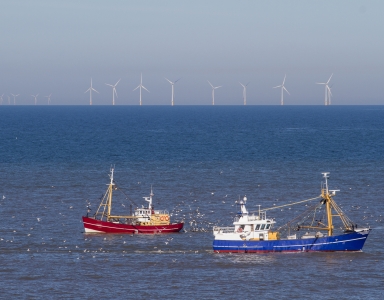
[256,195,322,212]
[113,182,139,208]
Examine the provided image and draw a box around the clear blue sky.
[1,0,383,105]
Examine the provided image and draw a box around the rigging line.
[113,183,139,208]
[256,195,322,212]
[276,202,320,231]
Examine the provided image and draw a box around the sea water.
[0,105,383,299]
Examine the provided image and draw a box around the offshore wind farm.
[0,2,383,106]
[0,73,343,106]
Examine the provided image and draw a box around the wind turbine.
[45,94,52,105]
[165,77,181,106]
[7,95,10,105]
[208,81,222,105]
[273,75,289,105]
[239,82,250,105]
[327,84,333,105]
[31,94,39,105]
[316,74,333,105]
[133,73,149,105]
[84,78,99,105]
[105,79,121,105]
[0,94,3,105]
[11,94,20,105]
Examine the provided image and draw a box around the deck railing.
[213,226,235,233]
[154,210,169,215]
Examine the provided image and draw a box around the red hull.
[82,216,184,234]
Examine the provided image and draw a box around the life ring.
[165,216,169,221]
[160,216,165,221]
[237,227,243,233]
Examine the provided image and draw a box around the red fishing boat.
[82,167,184,234]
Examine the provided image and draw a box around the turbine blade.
[208,81,214,88]
[273,85,281,89]
[142,86,150,93]
[105,83,113,87]
[91,88,99,93]
[283,74,286,85]
[165,77,173,84]
[284,87,290,95]
[115,78,121,86]
[327,73,333,84]
[133,85,140,91]
[174,78,181,83]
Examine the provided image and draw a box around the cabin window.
[266,224,271,230]
[260,224,266,230]
[255,224,260,230]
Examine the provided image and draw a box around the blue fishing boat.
[213,173,371,253]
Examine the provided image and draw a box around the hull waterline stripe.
[83,221,179,232]
[214,236,367,249]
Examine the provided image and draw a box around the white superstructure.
[213,196,278,241]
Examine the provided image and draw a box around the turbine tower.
[85,78,99,105]
[0,94,4,105]
[208,81,222,105]
[316,74,333,105]
[273,75,289,105]
[45,94,52,105]
[133,73,150,105]
[165,77,180,106]
[105,79,121,105]
[327,84,333,105]
[11,94,19,105]
[31,94,39,105]
[239,82,250,105]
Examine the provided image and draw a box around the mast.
[143,186,154,210]
[107,167,115,219]
[321,172,333,236]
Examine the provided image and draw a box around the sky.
[0,0,383,105]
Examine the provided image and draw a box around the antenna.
[273,75,289,105]
[133,73,150,105]
[208,81,222,105]
[165,77,181,106]
[105,79,121,105]
[109,166,115,185]
[85,78,99,105]
[322,172,330,193]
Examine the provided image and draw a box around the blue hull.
[213,230,371,253]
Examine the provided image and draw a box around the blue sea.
[0,106,383,299]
